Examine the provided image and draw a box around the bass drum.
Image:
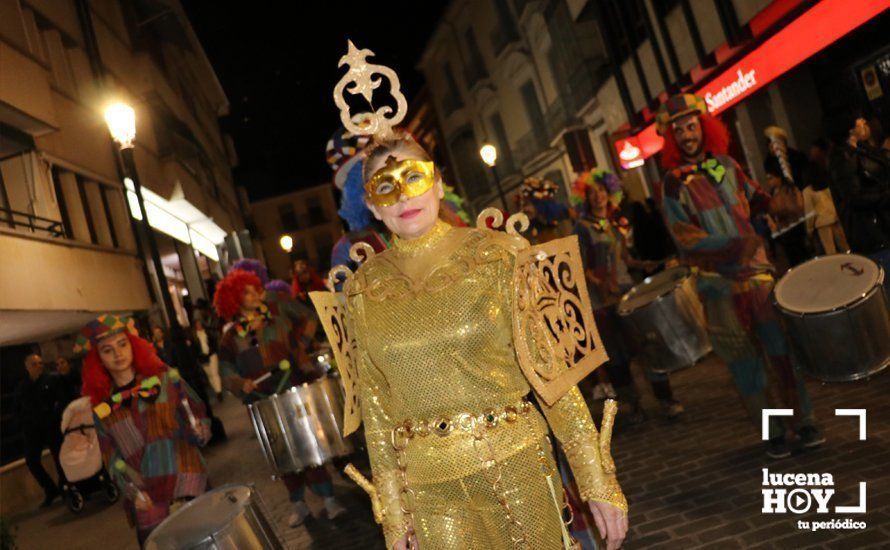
[145,484,282,550]
[248,376,354,477]
[617,267,711,373]
[774,254,890,382]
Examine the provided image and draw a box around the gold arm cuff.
[580,476,628,513]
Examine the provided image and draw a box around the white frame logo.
[760,409,867,530]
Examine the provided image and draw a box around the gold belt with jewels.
[392,397,533,444]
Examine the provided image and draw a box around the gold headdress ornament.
[333,40,407,141]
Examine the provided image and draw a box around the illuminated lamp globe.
[479,144,498,167]
[105,102,136,149]
[279,235,294,252]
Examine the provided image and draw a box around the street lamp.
[279,235,294,253]
[479,143,509,211]
[105,101,177,327]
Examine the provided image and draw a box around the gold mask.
[365,159,436,207]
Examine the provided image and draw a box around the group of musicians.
[76,43,834,549]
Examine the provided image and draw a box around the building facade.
[420,0,888,209]
[1,0,243,346]
[249,184,341,282]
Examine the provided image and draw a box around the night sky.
[182,2,447,201]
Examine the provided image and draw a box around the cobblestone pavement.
[613,355,890,549]
[8,356,889,549]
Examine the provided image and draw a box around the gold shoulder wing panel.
[309,290,362,436]
[512,235,608,406]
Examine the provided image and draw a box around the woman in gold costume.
[313,42,628,550]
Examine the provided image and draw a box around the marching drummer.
[214,268,348,527]
[572,169,684,421]
[655,93,824,458]
[77,314,211,546]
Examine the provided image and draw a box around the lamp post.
[479,143,509,211]
[105,102,177,326]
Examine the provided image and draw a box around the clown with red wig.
[77,314,210,545]
[213,268,347,526]
[655,93,823,458]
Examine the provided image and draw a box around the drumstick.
[252,371,273,385]
[771,212,815,239]
[181,398,199,431]
[251,359,292,389]
[114,459,149,505]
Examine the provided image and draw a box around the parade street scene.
[1,1,889,549]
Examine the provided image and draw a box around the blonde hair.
[362,132,433,182]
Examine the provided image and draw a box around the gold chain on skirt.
[390,397,581,549]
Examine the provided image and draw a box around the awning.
[124,179,225,261]
[613,0,887,166]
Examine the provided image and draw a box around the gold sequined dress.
[341,220,625,549]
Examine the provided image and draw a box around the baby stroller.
[59,396,120,513]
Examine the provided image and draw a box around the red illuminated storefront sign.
[613,0,888,165]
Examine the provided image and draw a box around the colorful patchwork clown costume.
[655,93,822,457]
[78,315,209,545]
[214,269,347,526]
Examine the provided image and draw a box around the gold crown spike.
[333,40,407,140]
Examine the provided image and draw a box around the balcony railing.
[0,209,65,238]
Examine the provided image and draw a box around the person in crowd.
[836,116,890,256]
[53,356,82,407]
[763,157,809,268]
[214,269,346,527]
[763,126,809,190]
[804,138,849,254]
[518,176,573,244]
[78,315,210,545]
[15,354,66,507]
[168,323,226,443]
[150,326,172,366]
[231,258,292,297]
[655,93,823,458]
[573,170,684,421]
[291,258,326,303]
[192,298,218,333]
[193,319,223,402]
[326,124,390,285]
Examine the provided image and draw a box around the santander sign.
[704,68,757,112]
[613,0,885,164]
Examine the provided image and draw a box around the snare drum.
[617,267,712,373]
[145,484,282,550]
[774,254,890,382]
[248,376,354,476]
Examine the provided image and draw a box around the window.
[464,29,488,87]
[490,0,519,55]
[278,203,299,231]
[520,81,546,137]
[441,63,463,116]
[450,129,490,200]
[488,112,514,175]
[307,197,326,226]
